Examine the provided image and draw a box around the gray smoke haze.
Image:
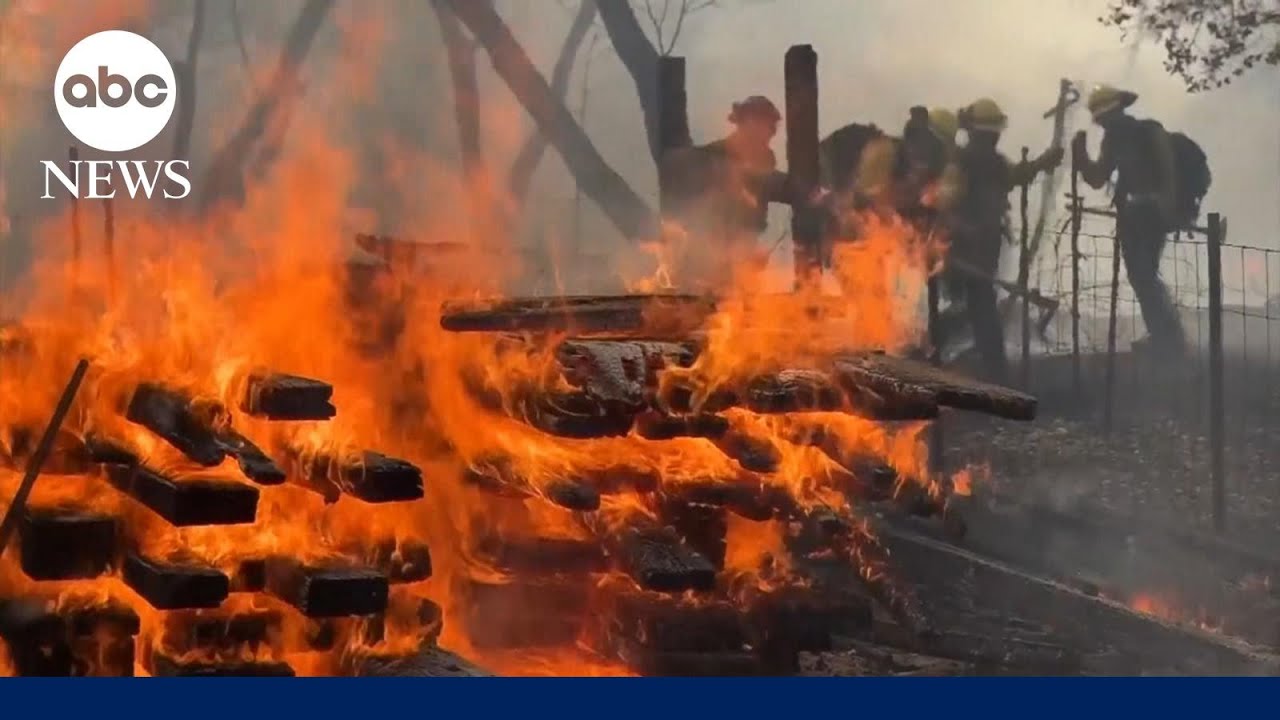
[2,0,1276,303]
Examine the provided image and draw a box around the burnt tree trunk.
[197,0,335,213]
[595,0,662,162]
[171,0,206,162]
[507,0,597,206]
[442,0,658,242]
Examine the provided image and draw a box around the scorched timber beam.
[122,552,230,610]
[105,464,259,527]
[613,525,717,593]
[17,508,118,581]
[263,557,389,618]
[440,294,716,335]
[215,428,286,485]
[148,654,296,677]
[241,372,336,420]
[124,383,226,466]
[835,352,1037,421]
[290,450,424,504]
[462,457,601,512]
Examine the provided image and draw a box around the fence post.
[1103,231,1122,435]
[1019,147,1031,390]
[784,45,821,290]
[1069,158,1082,396]
[1207,212,1226,533]
[927,275,944,476]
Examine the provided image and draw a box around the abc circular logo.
[54,30,176,153]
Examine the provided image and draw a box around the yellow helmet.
[960,98,1007,133]
[1086,85,1138,119]
[927,108,959,146]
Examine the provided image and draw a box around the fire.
[0,2,964,677]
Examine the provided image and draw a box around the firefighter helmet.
[928,108,959,146]
[1087,85,1138,119]
[959,98,1007,133]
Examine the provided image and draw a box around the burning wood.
[475,535,608,575]
[124,383,227,467]
[613,526,718,593]
[462,455,601,511]
[288,449,424,504]
[241,372,337,421]
[215,428,287,485]
[0,600,139,677]
[440,294,717,335]
[123,553,231,610]
[148,654,296,677]
[263,557,389,618]
[17,507,118,580]
[355,539,434,584]
[834,353,1037,421]
[105,464,259,527]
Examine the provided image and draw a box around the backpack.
[1139,120,1211,228]
[1168,131,1211,227]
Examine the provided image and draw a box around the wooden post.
[68,146,81,273]
[927,275,944,475]
[784,44,820,290]
[1207,212,1225,533]
[1019,146,1031,390]
[1103,232,1122,435]
[1069,159,1082,396]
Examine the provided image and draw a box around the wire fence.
[992,200,1280,538]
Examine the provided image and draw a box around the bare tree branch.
[172,0,205,161]
[197,0,335,213]
[442,0,658,242]
[432,0,485,189]
[507,0,597,206]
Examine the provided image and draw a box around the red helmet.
[729,96,781,125]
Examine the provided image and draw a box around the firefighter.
[660,96,792,290]
[1073,85,1187,354]
[948,98,1063,382]
[852,106,962,225]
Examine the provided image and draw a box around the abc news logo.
[41,30,191,200]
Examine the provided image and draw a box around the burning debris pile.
[0,355,438,676]
[429,291,1036,675]
[0,269,1036,676]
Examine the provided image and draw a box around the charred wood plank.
[123,553,230,610]
[291,450,424,504]
[663,480,792,523]
[264,557,389,617]
[712,431,782,474]
[215,429,286,485]
[830,358,939,420]
[475,535,607,575]
[742,369,844,414]
[513,389,636,439]
[124,383,226,466]
[0,599,72,675]
[747,586,873,672]
[633,411,728,440]
[556,337,697,407]
[105,464,258,527]
[241,372,336,420]
[461,576,588,649]
[230,558,267,593]
[836,352,1037,420]
[149,653,296,677]
[441,294,716,335]
[18,508,117,580]
[614,526,716,593]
